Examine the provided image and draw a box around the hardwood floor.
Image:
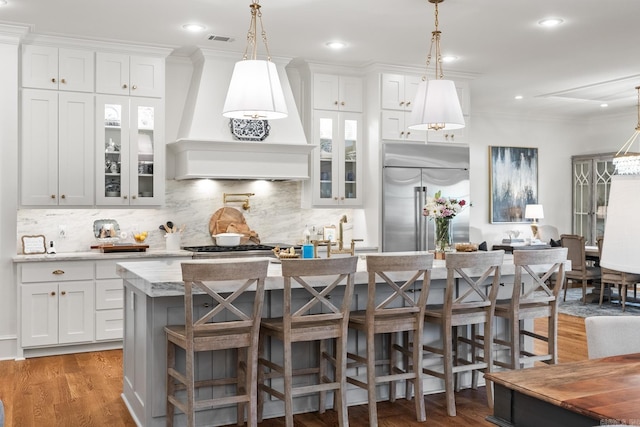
[0,314,588,427]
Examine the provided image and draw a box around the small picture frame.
[323,225,336,242]
[21,235,46,255]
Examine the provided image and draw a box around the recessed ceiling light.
[326,41,346,50]
[441,55,458,63]
[538,18,564,27]
[0,1,8,6]
[182,23,206,32]
[514,95,524,100]
[600,103,609,108]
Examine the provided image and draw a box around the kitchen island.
[117,253,520,427]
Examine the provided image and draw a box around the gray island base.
[117,254,524,427]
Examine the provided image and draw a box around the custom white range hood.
[168,49,314,180]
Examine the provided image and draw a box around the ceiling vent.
[207,34,234,43]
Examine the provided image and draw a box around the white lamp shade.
[223,59,288,120]
[407,79,465,131]
[525,204,544,220]
[601,174,640,274]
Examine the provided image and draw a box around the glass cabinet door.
[318,117,335,201]
[98,97,130,205]
[96,96,163,206]
[342,118,358,201]
[572,154,615,245]
[312,111,362,206]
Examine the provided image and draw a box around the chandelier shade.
[407,0,465,132]
[600,174,640,274]
[222,1,288,120]
[223,59,288,120]
[407,79,465,131]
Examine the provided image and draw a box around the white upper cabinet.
[21,89,95,206]
[96,53,165,98]
[313,73,363,112]
[96,95,164,206]
[380,73,421,111]
[22,45,94,92]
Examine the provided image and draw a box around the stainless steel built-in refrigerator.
[382,142,470,252]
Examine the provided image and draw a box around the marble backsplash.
[16,180,354,254]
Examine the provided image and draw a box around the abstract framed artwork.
[489,146,538,223]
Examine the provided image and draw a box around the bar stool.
[493,248,567,370]
[345,253,434,425]
[257,256,358,427]
[422,250,504,417]
[164,259,269,427]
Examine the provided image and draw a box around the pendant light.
[601,85,640,274]
[223,0,288,120]
[611,86,640,175]
[408,0,465,131]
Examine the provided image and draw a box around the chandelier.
[222,0,288,120]
[408,0,465,132]
[612,86,640,175]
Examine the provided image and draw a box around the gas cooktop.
[182,243,298,253]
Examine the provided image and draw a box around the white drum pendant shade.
[601,174,640,274]
[223,59,288,120]
[408,79,465,131]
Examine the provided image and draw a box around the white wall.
[0,26,26,359]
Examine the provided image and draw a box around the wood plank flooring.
[0,314,588,427]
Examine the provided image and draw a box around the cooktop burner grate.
[182,243,297,253]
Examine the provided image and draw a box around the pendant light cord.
[242,0,273,62]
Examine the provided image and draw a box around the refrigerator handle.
[416,186,427,251]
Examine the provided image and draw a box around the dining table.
[485,352,640,427]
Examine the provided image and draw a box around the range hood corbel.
[168,48,314,181]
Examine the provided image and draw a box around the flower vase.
[434,218,453,258]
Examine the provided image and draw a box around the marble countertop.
[13,249,193,263]
[117,252,522,298]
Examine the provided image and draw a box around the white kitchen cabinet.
[96,52,165,98]
[313,73,363,112]
[380,110,427,142]
[96,95,164,206]
[380,73,421,111]
[20,262,95,348]
[95,260,124,341]
[22,45,94,92]
[21,89,94,206]
[312,111,363,206]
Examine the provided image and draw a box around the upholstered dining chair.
[585,316,640,359]
[422,250,504,417]
[164,259,269,427]
[561,234,600,304]
[597,237,640,311]
[493,248,567,370]
[345,253,434,425]
[257,256,358,427]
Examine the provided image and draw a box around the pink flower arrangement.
[423,190,466,219]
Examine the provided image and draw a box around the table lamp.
[525,204,544,240]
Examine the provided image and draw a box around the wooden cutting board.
[209,207,260,244]
[209,207,246,236]
[90,244,149,252]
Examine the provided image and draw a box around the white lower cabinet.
[95,260,125,341]
[19,259,126,354]
[21,263,95,347]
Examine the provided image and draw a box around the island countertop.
[116,252,520,298]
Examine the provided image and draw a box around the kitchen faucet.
[311,215,362,258]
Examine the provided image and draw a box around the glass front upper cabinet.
[96,96,164,206]
[312,111,362,206]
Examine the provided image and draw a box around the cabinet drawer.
[96,279,123,310]
[95,260,120,279]
[21,262,94,283]
[96,309,123,341]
